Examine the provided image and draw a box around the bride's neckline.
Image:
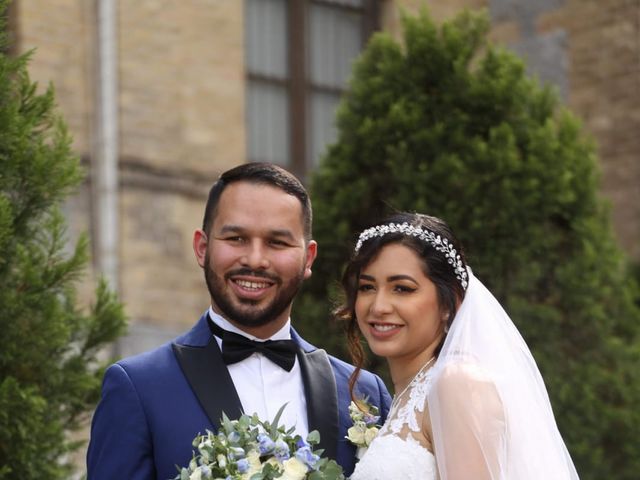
[392,356,435,405]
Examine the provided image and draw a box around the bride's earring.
[442,312,450,334]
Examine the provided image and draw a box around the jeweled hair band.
[355,222,468,290]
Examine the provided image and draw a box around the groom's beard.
[203,251,305,328]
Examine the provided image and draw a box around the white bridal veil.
[427,269,580,479]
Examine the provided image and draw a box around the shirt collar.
[207,306,292,342]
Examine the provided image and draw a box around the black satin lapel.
[298,348,338,460]
[172,339,244,427]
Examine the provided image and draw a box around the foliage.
[0,2,127,477]
[296,8,640,479]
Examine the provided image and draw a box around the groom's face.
[195,181,317,338]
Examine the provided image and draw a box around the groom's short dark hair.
[202,162,313,240]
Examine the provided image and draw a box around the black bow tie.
[207,316,297,372]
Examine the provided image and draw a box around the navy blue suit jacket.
[87,313,392,479]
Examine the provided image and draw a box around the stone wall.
[118,0,245,173]
[562,0,640,259]
[18,0,93,154]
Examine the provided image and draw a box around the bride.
[338,212,579,479]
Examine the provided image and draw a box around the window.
[245,0,379,178]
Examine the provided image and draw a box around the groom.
[87,162,392,479]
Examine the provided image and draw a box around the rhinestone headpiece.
[355,222,468,290]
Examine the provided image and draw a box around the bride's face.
[355,243,447,363]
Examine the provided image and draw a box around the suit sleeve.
[374,374,393,423]
[87,363,155,480]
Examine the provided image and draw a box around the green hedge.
[0,2,126,477]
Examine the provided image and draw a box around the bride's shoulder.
[433,358,492,383]
[430,360,502,411]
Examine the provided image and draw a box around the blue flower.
[257,433,275,455]
[363,413,381,427]
[295,445,320,469]
[274,439,290,461]
[236,458,250,474]
[295,438,310,450]
[228,431,241,444]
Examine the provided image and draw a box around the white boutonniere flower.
[346,399,381,459]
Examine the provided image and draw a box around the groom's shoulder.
[110,323,201,380]
[116,339,175,370]
[94,340,181,402]
[325,351,383,389]
[325,352,355,376]
[105,340,179,389]
[113,314,208,374]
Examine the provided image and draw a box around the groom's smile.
[228,270,278,302]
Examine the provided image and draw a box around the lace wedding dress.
[350,362,437,480]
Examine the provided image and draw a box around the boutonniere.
[346,399,381,459]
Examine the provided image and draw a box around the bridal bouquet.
[174,405,344,480]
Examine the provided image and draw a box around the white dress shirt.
[208,307,309,438]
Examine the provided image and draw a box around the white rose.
[189,467,202,480]
[280,457,308,480]
[346,425,366,445]
[364,426,379,446]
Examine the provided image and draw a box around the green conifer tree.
[0,2,126,477]
[298,9,640,479]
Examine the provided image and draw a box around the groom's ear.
[193,229,209,268]
[303,240,318,279]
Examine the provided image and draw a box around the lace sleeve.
[428,362,506,480]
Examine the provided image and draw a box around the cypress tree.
[0,2,126,477]
[298,9,640,479]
